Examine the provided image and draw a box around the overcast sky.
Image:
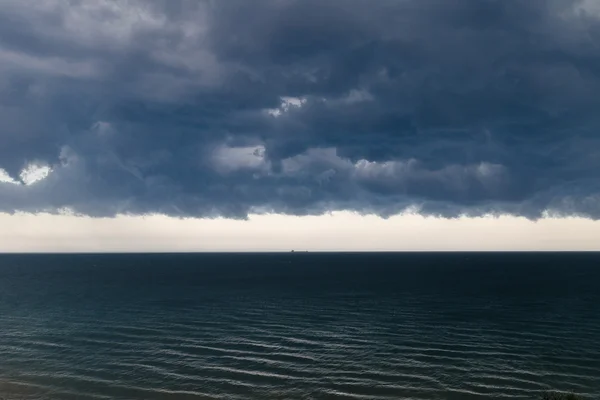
[1,1,600,251]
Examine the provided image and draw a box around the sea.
[0,253,598,400]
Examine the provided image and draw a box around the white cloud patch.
[20,163,52,185]
[0,168,19,184]
[1,164,53,186]
[266,96,307,117]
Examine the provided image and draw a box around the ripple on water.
[1,253,600,399]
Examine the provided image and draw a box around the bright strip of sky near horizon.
[1,212,598,253]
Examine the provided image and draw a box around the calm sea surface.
[0,253,598,400]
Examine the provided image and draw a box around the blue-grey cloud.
[1,0,599,218]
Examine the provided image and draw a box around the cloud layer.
[1,0,599,218]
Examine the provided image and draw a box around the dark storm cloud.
[1,0,599,218]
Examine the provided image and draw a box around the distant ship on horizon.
[290,250,309,253]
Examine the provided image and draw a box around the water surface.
[0,253,598,399]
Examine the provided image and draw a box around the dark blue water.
[0,253,598,400]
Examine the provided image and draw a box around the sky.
[1,0,600,251]
[1,212,600,252]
